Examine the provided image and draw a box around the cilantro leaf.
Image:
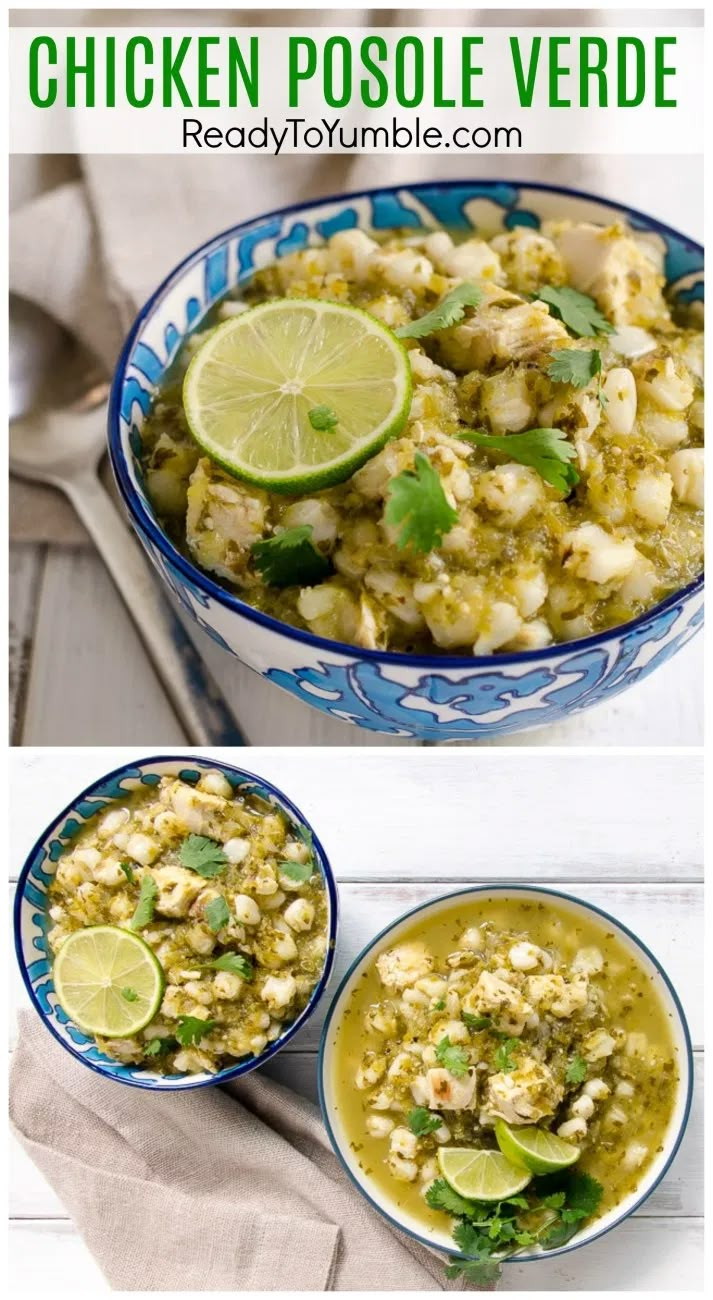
[461,1012,492,1032]
[251,526,332,588]
[547,347,602,388]
[407,1107,442,1137]
[434,1035,470,1077]
[278,860,313,884]
[385,452,458,553]
[208,952,254,981]
[433,998,446,1010]
[121,987,138,1002]
[308,404,338,431]
[565,1054,589,1085]
[426,1179,484,1219]
[494,1037,520,1073]
[119,861,134,883]
[535,285,614,338]
[179,835,228,879]
[175,1015,216,1047]
[540,1172,603,1249]
[396,282,483,339]
[144,1036,176,1058]
[204,896,231,933]
[561,1172,603,1222]
[447,1255,503,1286]
[129,874,158,930]
[461,426,580,494]
[453,1220,488,1255]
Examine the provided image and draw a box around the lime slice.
[437,1146,532,1202]
[183,298,413,492]
[53,925,164,1038]
[495,1121,580,1175]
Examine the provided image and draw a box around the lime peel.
[437,1146,532,1203]
[183,298,413,493]
[495,1120,581,1176]
[53,924,165,1039]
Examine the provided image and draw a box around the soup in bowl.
[15,755,338,1089]
[319,886,692,1278]
[109,182,704,741]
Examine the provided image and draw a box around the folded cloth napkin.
[11,1011,482,1292]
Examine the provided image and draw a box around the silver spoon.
[9,294,246,745]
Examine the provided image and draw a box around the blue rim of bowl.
[317,882,694,1265]
[107,178,704,673]
[13,753,339,1091]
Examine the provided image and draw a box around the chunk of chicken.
[554,223,669,326]
[439,295,569,371]
[186,458,268,585]
[525,973,589,1019]
[482,1058,564,1125]
[152,866,205,918]
[463,971,534,1036]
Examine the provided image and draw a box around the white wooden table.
[9,750,703,1291]
[9,541,705,746]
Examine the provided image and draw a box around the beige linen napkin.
[11,1010,478,1292]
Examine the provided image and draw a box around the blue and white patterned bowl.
[14,755,338,1090]
[108,181,704,742]
[318,884,693,1265]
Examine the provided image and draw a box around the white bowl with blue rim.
[318,884,693,1265]
[108,181,704,743]
[14,754,338,1090]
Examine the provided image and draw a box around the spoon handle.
[61,471,247,746]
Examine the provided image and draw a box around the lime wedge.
[53,925,165,1038]
[437,1146,532,1202]
[495,1121,580,1175]
[182,298,413,492]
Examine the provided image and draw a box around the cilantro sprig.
[494,1037,520,1073]
[179,835,228,879]
[308,404,338,431]
[426,1168,604,1285]
[251,525,332,588]
[385,452,458,553]
[434,1035,470,1078]
[278,860,313,884]
[175,1015,216,1047]
[407,1107,443,1137]
[144,1036,176,1058]
[535,285,614,338]
[461,426,580,494]
[208,952,254,981]
[129,874,158,931]
[396,282,483,340]
[461,1012,492,1032]
[565,1054,589,1085]
[204,896,231,933]
[547,347,608,411]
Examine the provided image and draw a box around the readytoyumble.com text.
[182,115,523,152]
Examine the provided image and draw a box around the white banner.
[10,26,703,155]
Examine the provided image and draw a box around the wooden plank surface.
[11,544,705,747]
[8,751,703,1291]
[6,1219,703,1293]
[9,750,702,884]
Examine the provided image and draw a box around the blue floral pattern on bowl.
[14,755,338,1090]
[108,182,704,742]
